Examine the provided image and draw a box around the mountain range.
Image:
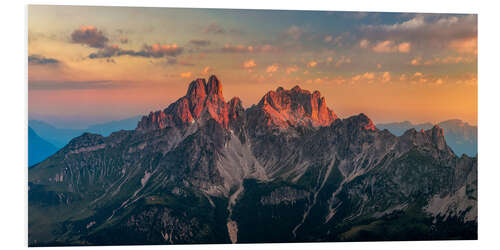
[377,120,477,157]
[28,75,477,246]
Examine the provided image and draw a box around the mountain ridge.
[28,75,477,246]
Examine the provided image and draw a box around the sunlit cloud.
[71,25,109,48]
[307,61,317,68]
[266,64,279,73]
[359,39,369,48]
[371,40,411,53]
[221,44,277,53]
[243,59,257,72]
[381,72,391,83]
[335,56,351,67]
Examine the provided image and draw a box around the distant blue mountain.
[377,119,477,157]
[29,115,142,149]
[28,126,58,167]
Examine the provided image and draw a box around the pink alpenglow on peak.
[137,75,232,131]
[137,76,340,132]
[257,85,338,128]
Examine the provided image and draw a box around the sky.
[28,5,477,128]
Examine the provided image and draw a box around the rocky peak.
[345,113,377,131]
[137,75,234,131]
[207,75,223,98]
[425,125,447,151]
[398,125,450,153]
[256,85,338,129]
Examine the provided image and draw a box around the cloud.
[372,40,411,53]
[285,25,303,40]
[189,39,211,46]
[361,14,477,47]
[335,56,352,67]
[359,39,370,48]
[410,55,475,66]
[89,43,183,59]
[410,57,421,65]
[307,61,317,68]
[144,43,183,57]
[266,64,279,73]
[28,54,60,65]
[71,25,109,48]
[352,72,375,82]
[221,44,277,53]
[222,44,254,53]
[381,72,391,83]
[398,42,411,53]
[180,72,193,78]
[243,59,257,69]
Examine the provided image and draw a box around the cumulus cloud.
[359,39,370,48]
[381,72,391,83]
[243,59,257,70]
[335,56,352,67]
[361,14,477,47]
[307,61,317,68]
[372,40,411,53]
[71,25,109,48]
[28,54,60,65]
[410,55,474,66]
[189,39,211,46]
[352,72,375,81]
[266,64,279,73]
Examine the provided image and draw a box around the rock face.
[377,119,477,156]
[252,86,338,129]
[28,75,477,246]
[137,75,232,131]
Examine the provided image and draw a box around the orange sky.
[28,6,477,127]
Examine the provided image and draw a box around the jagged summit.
[137,76,340,131]
[137,75,232,130]
[255,85,338,128]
